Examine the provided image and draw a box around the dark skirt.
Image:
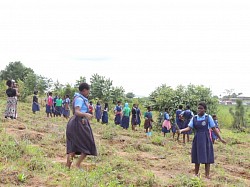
[66,115,97,156]
[63,108,70,117]
[144,119,152,129]
[46,104,53,113]
[114,114,121,125]
[162,127,170,133]
[131,116,137,125]
[32,102,40,112]
[121,116,130,129]
[102,111,108,124]
[192,131,214,164]
[182,120,192,134]
[55,106,62,115]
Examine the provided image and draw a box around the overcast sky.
[0,0,249,97]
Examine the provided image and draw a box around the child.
[32,91,40,114]
[114,101,122,125]
[175,105,184,141]
[121,103,131,129]
[180,105,194,143]
[102,103,109,124]
[95,101,102,122]
[211,114,220,144]
[178,102,226,178]
[88,101,94,115]
[144,106,154,137]
[131,104,138,131]
[46,92,53,117]
[162,108,171,137]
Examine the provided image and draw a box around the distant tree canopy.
[0,61,34,82]
[148,84,218,119]
[126,92,135,99]
[0,62,219,115]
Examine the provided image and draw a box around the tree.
[75,76,86,88]
[110,86,125,103]
[90,74,113,102]
[126,92,135,99]
[229,99,247,130]
[0,61,34,82]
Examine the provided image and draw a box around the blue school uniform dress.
[176,109,184,129]
[181,109,193,134]
[211,119,219,140]
[189,114,215,164]
[114,105,122,125]
[136,108,141,126]
[95,105,102,120]
[102,107,108,124]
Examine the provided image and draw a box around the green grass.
[0,100,250,186]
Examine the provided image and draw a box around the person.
[32,91,40,114]
[66,83,97,170]
[55,96,63,117]
[4,80,19,119]
[95,101,102,122]
[114,101,122,125]
[144,106,154,137]
[88,101,94,115]
[45,92,53,117]
[162,108,171,137]
[121,103,131,129]
[180,105,194,143]
[13,81,20,118]
[136,104,142,127]
[175,105,184,141]
[131,104,138,131]
[101,103,109,124]
[211,114,221,144]
[178,102,226,178]
[52,94,58,117]
[62,95,71,119]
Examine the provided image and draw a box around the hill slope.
[0,100,250,186]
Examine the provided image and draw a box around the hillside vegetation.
[0,100,250,187]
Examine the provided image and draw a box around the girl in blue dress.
[180,105,194,144]
[102,103,109,124]
[179,102,226,178]
[114,101,122,125]
[211,114,220,144]
[95,101,102,122]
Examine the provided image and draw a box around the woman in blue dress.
[179,102,226,178]
[95,101,102,122]
[180,105,194,144]
[162,108,171,137]
[136,104,142,127]
[114,101,122,125]
[32,91,40,114]
[102,103,108,124]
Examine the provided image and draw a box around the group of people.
[161,105,221,145]
[43,93,71,119]
[160,102,226,178]
[4,80,227,179]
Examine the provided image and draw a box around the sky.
[0,0,249,97]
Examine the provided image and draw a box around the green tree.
[126,92,135,99]
[0,61,34,82]
[110,86,125,103]
[90,74,113,102]
[74,76,86,88]
[229,99,247,130]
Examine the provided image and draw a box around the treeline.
[0,61,219,117]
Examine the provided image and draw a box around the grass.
[0,100,250,186]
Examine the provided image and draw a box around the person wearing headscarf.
[121,102,131,129]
